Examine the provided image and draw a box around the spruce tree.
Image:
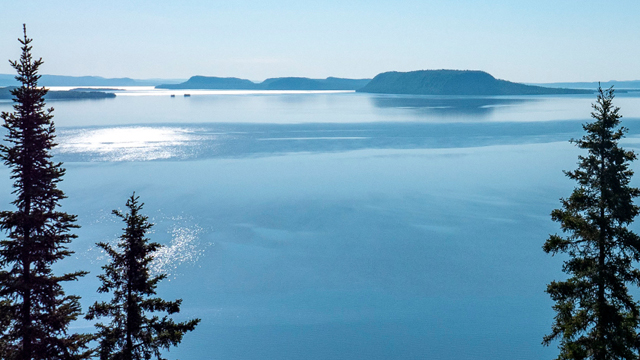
[0,26,92,359]
[543,86,640,360]
[86,194,200,360]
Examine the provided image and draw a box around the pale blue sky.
[1,1,639,82]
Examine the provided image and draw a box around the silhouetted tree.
[86,194,200,360]
[0,25,92,359]
[0,299,12,358]
[543,86,640,360]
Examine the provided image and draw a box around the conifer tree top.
[0,25,91,360]
[87,193,199,360]
[544,86,640,360]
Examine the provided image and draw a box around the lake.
[2,88,640,360]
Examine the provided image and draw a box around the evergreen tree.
[543,86,640,360]
[0,299,12,358]
[0,26,92,359]
[86,194,200,360]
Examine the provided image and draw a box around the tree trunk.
[596,136,607,360]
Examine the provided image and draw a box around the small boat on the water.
[184,94,191,97]
[170,94,175,97]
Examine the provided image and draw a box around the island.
[0,86,116,100]
[157,76,258,90]
[357,70,593,95]
[156,76,371,90]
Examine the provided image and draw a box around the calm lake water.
[2,89,640,360]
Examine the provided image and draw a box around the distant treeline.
[156,76,372,90]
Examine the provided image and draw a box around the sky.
[1,0,639,83]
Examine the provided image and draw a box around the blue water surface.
[2,90,640,360]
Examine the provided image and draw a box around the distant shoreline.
[3,72,640,94]
[0,86,116,100]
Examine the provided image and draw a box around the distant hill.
[0,74,185,87]
[260,77,325,90]
[259,77,371,90]
[530,80,640,90]
[0,74,17,87]
[0,86,116,100]
[357,70,592,95]
[156,76,259,90]
[320,77,372,90]
[156,76,371,90]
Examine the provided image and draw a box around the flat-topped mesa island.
[356,69,593,95]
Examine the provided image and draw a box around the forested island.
[156,76,371,90]
[357,70,593,95]
[0,86,116,100]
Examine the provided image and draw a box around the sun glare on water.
[56,127,203,161]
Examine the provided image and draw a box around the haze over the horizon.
[1,1,639,83]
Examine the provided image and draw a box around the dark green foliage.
[0,299,12,357]
[357,69,593,95]
[86,194,200,360]
[0,26,92,360]
[543,87,640,360]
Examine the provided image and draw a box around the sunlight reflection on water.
[151,224,206,278]
[83,215,206,279]
[56,126,209,161]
